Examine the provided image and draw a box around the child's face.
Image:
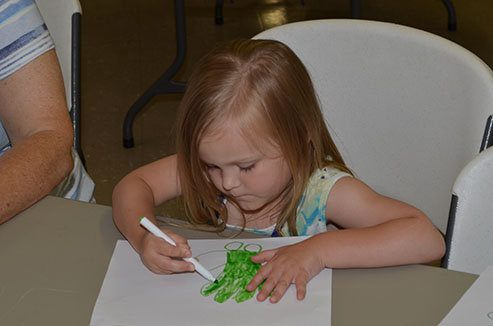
[199,124,292,212]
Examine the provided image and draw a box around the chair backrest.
[254,19,493,232]
[441,146,493,274]
[35,0,84,163]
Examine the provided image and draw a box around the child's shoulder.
[300,165,352,210]
[302,165,352,207]
[308,165,352,187]
[291,166,351,236]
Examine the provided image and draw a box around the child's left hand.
[246,239,324,303]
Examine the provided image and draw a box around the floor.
[79,0,493,218]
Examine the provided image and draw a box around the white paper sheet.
[91,237,331,326]
[439,266,493,325]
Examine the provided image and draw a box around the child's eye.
[206,164,218,170]
[239,164,255,172]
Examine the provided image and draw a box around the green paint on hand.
[200,242,265,303]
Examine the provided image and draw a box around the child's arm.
[112,154,194,274]
[247,176,446,303]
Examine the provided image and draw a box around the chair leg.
[71,12,85,166]
[480,115,493,152]
[441,0,457,31]
[441,194,459,268]
[122,0,187,148]
[351,0,361,19]
[215,0,224,25]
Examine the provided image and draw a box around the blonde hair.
[177,39,349,236]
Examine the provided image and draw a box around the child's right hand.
[138,228,195,274]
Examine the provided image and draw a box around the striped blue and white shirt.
[0,0,95,202]
[0,0,54,149]
[0,0,54,81]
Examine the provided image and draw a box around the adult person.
[0,0,94,224]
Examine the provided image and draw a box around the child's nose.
[222,170,240,191]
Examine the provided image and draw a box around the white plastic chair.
[253,19,493,232]
[35,0,84,164]
[441,144,493,274]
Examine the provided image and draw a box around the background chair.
[350,0,456,30]
[122,0,186,148]
[215,0,456,31]
[441,143,493,274]
[35,0,85,165]
[253,19,493,233]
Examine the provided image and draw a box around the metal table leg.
[123,0,187,148]
[350,0,361,19]
[441,0,457,31]
[215,0,224,24]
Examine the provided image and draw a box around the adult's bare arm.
[0,50,74,223]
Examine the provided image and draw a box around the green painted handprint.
[200,241,264,303]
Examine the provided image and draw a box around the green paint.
[200,242,265,303]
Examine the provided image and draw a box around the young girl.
[112,39,445,304]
